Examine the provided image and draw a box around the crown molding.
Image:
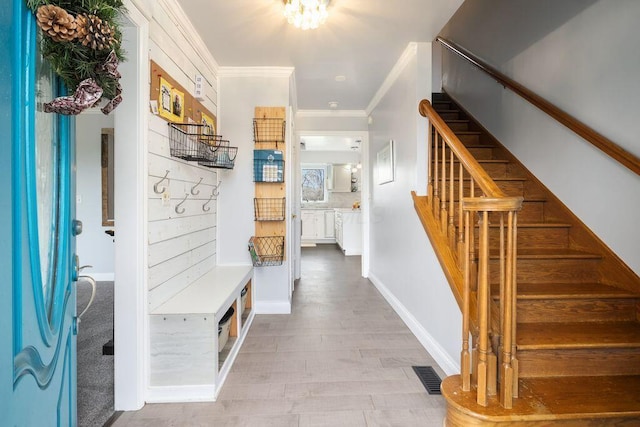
[295,109,367,118]
[217,67,295,78]
[366,42,418,115]
[157,0,219,77]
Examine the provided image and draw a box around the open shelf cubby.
[248,236,284,267]
[253,118,285,146]
[254,198,286,221]
[168,122,222,161]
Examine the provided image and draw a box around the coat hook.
[191,177,203,195]
[202,193,214,212]
[212,180,222,197]
[175,193,188,214]
[153,170,170,194]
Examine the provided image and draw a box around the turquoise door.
[1,1,78,426]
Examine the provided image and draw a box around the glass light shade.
[283,0,329,30]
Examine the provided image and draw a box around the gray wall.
[368,42,461,374]
[440,0,640,274]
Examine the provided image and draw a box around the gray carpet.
[76,280,115,427]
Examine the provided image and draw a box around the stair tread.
[442,374,640,420]
[452,159,509,164]
[518,321,640,349]
[489,248,601,259]
[493,282,639,300]
[452,130,482,135]
[442,119,468,123]
[486,222,571,228]
[522,375,640,416]
[445,176,527,182]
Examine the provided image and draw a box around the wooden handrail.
[418,97,523,409]
[419,100,504,198]
[436,36,640,176]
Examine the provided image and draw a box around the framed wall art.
[377,139,394,184]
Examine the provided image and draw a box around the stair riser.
[489,259,601,284]
[518,348,640,377]
[436,145,495,160]
[433,101,452,110]
[479,226,570,250]
[516,299,638,323]
[454,201,546,222]
[439,111,462,120]
[445,121,470,132]
[457,133,481,144]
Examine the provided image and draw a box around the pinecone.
[77,14,116,51]
[36,5,77,42]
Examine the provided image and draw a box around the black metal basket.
[198,143,238,169]
[253,118,285,145]
[168,123,222,161]
[254,198,286,221]
[248,236,284,267]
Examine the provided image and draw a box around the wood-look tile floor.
[113,245,446,426]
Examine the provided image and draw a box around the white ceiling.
[177,0,463,111]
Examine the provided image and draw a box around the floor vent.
[412,366,442,395]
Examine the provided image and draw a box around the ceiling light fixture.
[283,0,329,30]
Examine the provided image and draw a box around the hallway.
[113,245,446,426]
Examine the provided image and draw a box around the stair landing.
[443,375,640,426]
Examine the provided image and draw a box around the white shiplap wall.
[146,0,220,311]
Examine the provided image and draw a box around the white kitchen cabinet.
[301,209,336,243]
[301,210,317,241]
[334,209,362,255]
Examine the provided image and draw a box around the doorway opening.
[75,3,148,423]
[294,132,370,280]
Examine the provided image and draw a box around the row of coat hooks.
[152,169,221,214]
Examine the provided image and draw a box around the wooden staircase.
[417,93,640,425]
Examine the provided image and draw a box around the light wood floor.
[113,245,446,426]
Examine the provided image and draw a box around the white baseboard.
[145,384,216,403]
[254,300,291,314]
[368,272,459,376]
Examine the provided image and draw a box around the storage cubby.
[240,281,252,329]
[218,301,237,371]
[248,236,284,267]
[168,122,222,161]
[253,117,285,146]
[254,198,286,221]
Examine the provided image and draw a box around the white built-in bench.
[148,265,253,402]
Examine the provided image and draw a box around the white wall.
[440,0,640,274]
[217,70,293,313]
[143,0,221,312]
[367,42,461,375]
[300,150,360,164]
[76,113,115,280]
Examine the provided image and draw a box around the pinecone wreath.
[36,5,77,42]
[77,14,116,51]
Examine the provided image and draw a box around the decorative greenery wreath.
[26,0,126,114]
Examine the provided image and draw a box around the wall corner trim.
[366,42,418,115]
[368,272,459,376]
[254,301,292,315]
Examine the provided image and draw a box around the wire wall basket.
[248,236,284,267]
[254,198,286,221]
[198,142,238,169]
[168,123,222,161]
[253,118,285,146]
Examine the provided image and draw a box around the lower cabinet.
[301,209,335,243]
[334,209,362,255]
